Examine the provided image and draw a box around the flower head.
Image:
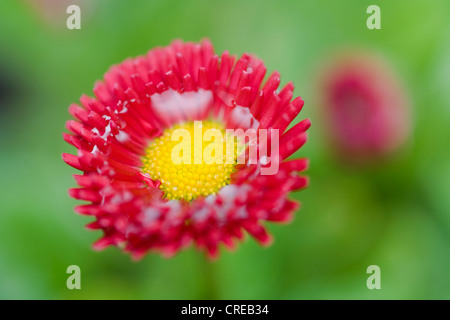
[63,39,309,259]
[318,51,411,164]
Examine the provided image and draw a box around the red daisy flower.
[63,39,310,259]
[318,51,411,164]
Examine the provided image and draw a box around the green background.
[0,0,449,299]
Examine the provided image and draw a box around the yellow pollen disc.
[142,121,238,201]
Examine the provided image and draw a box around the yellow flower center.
[142,121,238,201]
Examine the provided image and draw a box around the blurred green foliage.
[0,0,448,299]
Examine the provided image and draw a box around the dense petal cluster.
[63,39,309,259]
[318,51,411,163]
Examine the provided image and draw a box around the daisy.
[63,39,310,259]
[318,51,411,164]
